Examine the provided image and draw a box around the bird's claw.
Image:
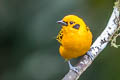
[68,61,79,73]
[70,66,79,73]
[87,51,94,60]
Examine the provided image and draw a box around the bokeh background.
[0,0,120,80]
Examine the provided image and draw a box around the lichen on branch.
[111,0,120,48]
[62,1,120,80]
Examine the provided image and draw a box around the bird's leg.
[68,60,79,73]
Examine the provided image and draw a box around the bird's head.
[57,15,87,31]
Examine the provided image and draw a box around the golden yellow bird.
[56,15,92,72]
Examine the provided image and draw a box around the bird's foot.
[68,61,79,73]
[70,66,79,73]
[87,51,94,60]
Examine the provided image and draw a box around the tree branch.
[62,2,120,80]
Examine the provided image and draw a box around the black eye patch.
[73,24,80,29]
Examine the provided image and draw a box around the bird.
[56,15,92,72]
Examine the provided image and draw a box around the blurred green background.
[0,0,120,80]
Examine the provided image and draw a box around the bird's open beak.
[57,20,68,26]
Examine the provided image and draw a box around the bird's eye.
[70,21,74,25]
[73,24,80,29]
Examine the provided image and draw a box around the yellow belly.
[59,29,92,60]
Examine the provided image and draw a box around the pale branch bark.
[62,6,120,80]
